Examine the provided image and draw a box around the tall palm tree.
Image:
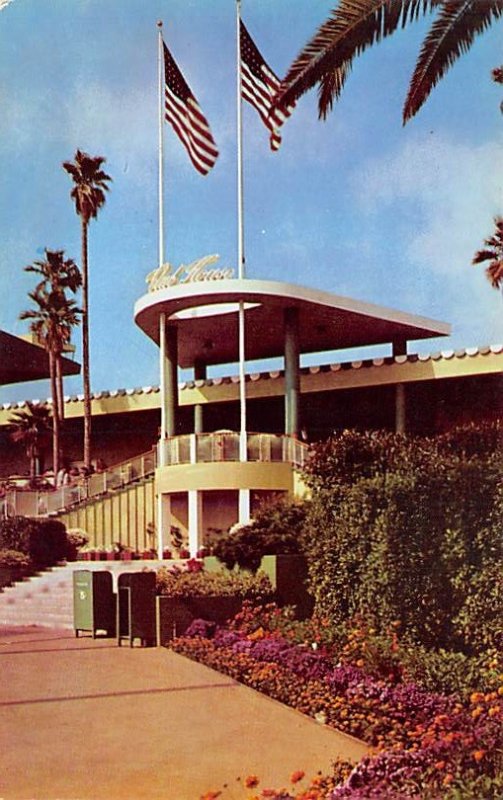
[472,216,503,290]
[7,402,52,481]
[276,1,503,123]
[24,249,81,419]
[62,150,112,470]
[20,288,81,475]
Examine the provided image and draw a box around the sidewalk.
[0,626,368,800]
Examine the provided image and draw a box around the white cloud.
[351,134,503,344]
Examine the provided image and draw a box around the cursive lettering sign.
[146,254,234,292]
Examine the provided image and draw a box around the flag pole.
[157,20,165,269]
[157,21,167,455]
[236,0,247,465]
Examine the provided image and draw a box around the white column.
[157,493,171,559]
[159,313,167,465]
[188,490,203,556]
[238,488,250,526]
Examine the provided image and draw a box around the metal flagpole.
[236,0,247,464]
[157,21,165,270]
[157,22,168,557]
[157,21,167,451]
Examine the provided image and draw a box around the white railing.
[159,432,308,469]
[0,448,157,519]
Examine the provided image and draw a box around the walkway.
[0,626,368,800]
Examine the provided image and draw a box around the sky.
[0,0,501,406]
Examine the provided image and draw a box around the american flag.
[240,21,293,151]
[163,42,219,175]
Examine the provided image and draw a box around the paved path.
[0,626,368,800]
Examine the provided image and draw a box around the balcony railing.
[0,449,157,519]
[159,432,308,469]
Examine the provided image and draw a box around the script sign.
[146,254,234,293]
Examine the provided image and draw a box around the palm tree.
[276,1,503,123]
[20,288,81,475]
[62,150,112,470]
[472,216,503,290]
[7,402,52,480]
[24,249,82,419]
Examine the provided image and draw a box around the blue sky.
[1,0,501,405]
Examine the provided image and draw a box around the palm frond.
[404,0,503,122]
[472,248,499,264]
[318,61,353,118]
[485,261,503,289]
[276,0,440,110]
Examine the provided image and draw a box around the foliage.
[7,402,52,478]
[0,549,31,568]
[276,1,503,123]
[472,215,503,289]
[213,499,307,572]
[62,149,112,469]
[173,617,503,799]
[156,566,273,600]
[0,516,68,568]
[65,529,89,561]
[302,424,502,653]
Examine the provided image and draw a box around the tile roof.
[1,344,501,411]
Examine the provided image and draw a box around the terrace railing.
[159,432,308,470]
[0,448,157,519]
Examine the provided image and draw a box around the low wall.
[203,554,313,619]
[156,595,243,646]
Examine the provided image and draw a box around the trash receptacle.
[117,571,156,647]
[73,570,115,638]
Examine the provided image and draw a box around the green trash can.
[73,570,115,638]
[117,571,156,647]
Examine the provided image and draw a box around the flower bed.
[172,621,503,798]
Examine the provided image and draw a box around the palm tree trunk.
[49,352,60,476]
[81,216,92,470]
[56,354,65,420]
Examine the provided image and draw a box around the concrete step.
[0,560,168,629]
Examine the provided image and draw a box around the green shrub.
[400,644,497,697]
[0,516,68,568]
[0,516,35,553]
[302,424,502,653]
[0,549,31,569]
[65,529,89,561]
[156,567,274,600]
[213,499,307,572]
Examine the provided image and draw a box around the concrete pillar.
[194,360,206,434]
[284,307,300,436]
[395,384,406,434]
[238,489,251,526]
[188,490,203,556]
[393,339,407,357]
[165,325,178,437]
[156,493,171,559]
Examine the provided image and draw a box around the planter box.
[203,554,313,619]
[156,595,243,646]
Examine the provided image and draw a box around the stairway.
[0,561,166,630]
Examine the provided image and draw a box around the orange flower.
[472,750,485,762]
[200,792,221,800]
[442,774,454,786]
[434,761,446,770]
[290,770,305,784]
[471,706,483,719]
[245,775,259,789]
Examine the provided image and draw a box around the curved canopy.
[134,278,450,369]
[0,331,80,386]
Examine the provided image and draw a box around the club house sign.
[146,254,234,292]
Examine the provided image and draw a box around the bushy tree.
[302,424,502,652]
